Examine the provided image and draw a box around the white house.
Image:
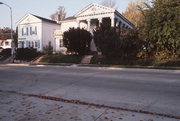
[16,14,60,52]
[0,39,12,49]
[54,3,134,52]
[17,3,134,53]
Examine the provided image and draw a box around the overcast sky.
[0,0,134,29]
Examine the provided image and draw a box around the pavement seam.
[0,89,179,120]
[42,71,104,95]
[94,109,108,121]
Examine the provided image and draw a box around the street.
[0,64,180,121]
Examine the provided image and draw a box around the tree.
[101,0,117,8]
[143,0,180,58]
[94,22,119,57]
[122,0,146,29]
[50,6,66,22]
[43,41,53,55]
[94,20,141,58]
[0,27,17,48]
[0,27,12,40]
[63,28,92,55]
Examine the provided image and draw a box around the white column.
[87,19,91,31]
[111,17,115,27]
[77,20,80,28]
[98,18,102,26]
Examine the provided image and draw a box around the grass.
[39,54,180,70]
[90,55,180,67]
[41,54,82,64]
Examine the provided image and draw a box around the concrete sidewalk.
[0,91,179,121]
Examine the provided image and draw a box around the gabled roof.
[74,3,134,28]
[32,14,58,24]
[75,3,115,17]
[115,10,135,28]
[62,16,76,21]
[16,13,59,25]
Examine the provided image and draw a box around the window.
[26,41,29,47]
[35,26,37,34]
[30,26,37,35]
[32,41,34,48]
[22,27,29,36]
[29,41,31,48]
[30,27,32,35]
[59,39,63,47]
[22,41,24,48]
[5,42,9,46]
[26,27,29,35]
[35,41,38,48]
[22,28,24,36]
[38,40,40,48]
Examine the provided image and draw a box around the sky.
[0,0,134,29]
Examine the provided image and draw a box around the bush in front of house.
[41,54,82,64]
[94,20,142,59]
[15,48,41,61]
[0,48,11,56]
[0,48,12,61]
[63,28,92,55]
[43,42,53,55]
[90,55,136,65]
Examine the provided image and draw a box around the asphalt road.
[0,64,180,117]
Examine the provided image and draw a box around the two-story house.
[16,14,60,52]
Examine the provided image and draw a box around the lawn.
[90,55,180,67]
[41,54,82,64]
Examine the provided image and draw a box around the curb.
[30,63,180,70]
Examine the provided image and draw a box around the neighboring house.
[54,3,134,52]
[17,3,134,53]
[16,14,60,52]
[0,39,12,49]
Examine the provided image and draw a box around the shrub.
[16,48,40,61]
[63,28,92,55]
[41,54,82,64]
[43,42,53,55]
[0,48,11,56]
[94,21,142,59]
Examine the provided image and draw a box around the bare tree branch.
[50,6,66,22]
[101,0,117,9]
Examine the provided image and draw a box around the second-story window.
[30,27,32,35]
[22,27,29,36]
[22,28,24,36]
[35,26,37,35]
[30,26,37,35]
[26,27,28,35]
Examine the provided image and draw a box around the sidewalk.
[0,91,179,121]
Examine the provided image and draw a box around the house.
[0,39,12,49]
[54,3,134,52]
[17,3,134,53]
[16,14,60,52]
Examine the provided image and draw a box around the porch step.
[1,56,13,63]
[31,55,45,64]
[81,55,93,64]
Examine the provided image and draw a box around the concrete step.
[81,55,93,64]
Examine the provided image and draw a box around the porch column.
[111,16,115,27]
[98,18,102,26]
[77,20,80,28]
[87,19,91,31]
[121,23,125,33]
[117,22,121,35]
